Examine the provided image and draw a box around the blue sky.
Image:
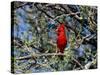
[14,7,33,41]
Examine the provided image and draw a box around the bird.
[56,23,67,54]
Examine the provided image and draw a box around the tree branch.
[72,57,84,69]
[60,5,81,21]
[13,2,33,10]
[84,59,97,69]
[15,53,66,60]
[13,39,32,53]
[34,3,54,19]
[54,12,80,21]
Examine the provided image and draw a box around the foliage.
[11,1,97,74]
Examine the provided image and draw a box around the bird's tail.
[59,49,64,60]
[59,55,64,60]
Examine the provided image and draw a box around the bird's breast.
[57,34,67,45]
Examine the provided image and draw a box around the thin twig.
[15,55,32,60]
[14,2,28,10]
[13,39,32,53]
[60,5,81,21]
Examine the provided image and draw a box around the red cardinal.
[56,23,67,53]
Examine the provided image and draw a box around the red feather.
[57,23,67,53]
